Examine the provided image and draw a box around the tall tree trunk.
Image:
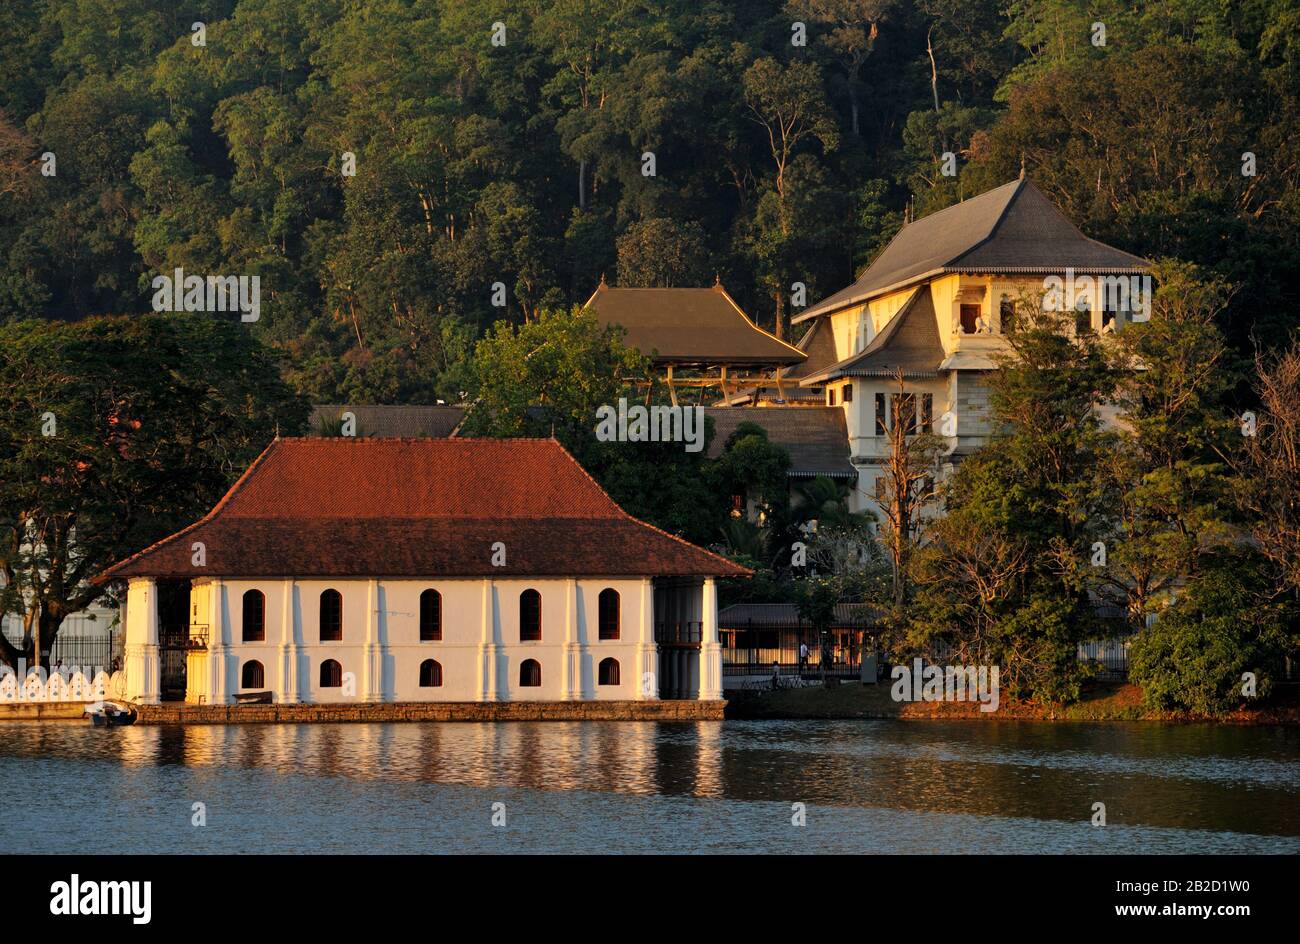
[891,526,909,608]
[36,608,61,671]
[578,160,586,210]
[927,25,940,112]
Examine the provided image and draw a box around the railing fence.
[1,615,120,673]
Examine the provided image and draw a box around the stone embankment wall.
[133,699,726,724]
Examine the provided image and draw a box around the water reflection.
[2,719,1298,853]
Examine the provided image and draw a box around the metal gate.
[158,628,189,701]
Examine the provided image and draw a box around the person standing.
[799,641,809,675]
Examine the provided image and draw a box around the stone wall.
[953,371,995,444]
[0,702,95,721]
[133,699,727,724]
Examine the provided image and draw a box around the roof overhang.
[793,264,1149,325]
[799,367,939,386]
[787,469,857,482]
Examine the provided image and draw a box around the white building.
[95,437,747,706]
[782,175,1148,517]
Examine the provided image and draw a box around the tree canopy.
[1,0,1294,403]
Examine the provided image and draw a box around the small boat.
[85,701,136,727]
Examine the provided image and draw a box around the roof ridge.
[272,435,560,443]
[97,437,752,582]
[793,178,1027,324]
[945,177,1027,269]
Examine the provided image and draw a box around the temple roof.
[795,177,1149,323]
[721,316,837,405]
[800,287,945,384]
[585,281,806,367]
[95,438,748,581]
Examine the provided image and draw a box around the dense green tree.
[907,305,1118,702]
[1091,262,1240,626]
[3,0,1295,399]
[0,314,308,670]
[615,218,711,288]
[1129,549,1295,715]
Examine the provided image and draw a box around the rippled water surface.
[3,720,1298,853]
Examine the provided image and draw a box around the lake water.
[3,719,1298,854]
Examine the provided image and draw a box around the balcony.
[655,621,702,646]
[160,625,208,650]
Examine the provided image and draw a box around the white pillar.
[208,578,228,705]
[636,578,658,700]
[700,578,722,700]
[277,579,298,703]
[123,578,160,704]
[363,578,384,702]
[478,579,499,700]
[563,579,582,700]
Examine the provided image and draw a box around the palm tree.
[791,475,874,533]
[720,517,769,561]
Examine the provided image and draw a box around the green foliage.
[460,305,727,543]
[1091,261,1240,624]
[1,0,1295,395]
[708,421,792,517]
[907,307,1117,703]
[460,305,648,444]
[0,313,307,667]
[615,218,711,288]
[1130,551,1295,715]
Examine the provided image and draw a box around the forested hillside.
[1,0,1297,403]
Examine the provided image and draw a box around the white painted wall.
[117,576,707,705]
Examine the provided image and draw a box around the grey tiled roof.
[795,177,1149,323]
[586,282,806,367]
[309,404,467,438]
[705,406,856,481]
[799,287,944,384]
[721,316,836,405]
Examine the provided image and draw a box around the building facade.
[98,438,747,706]
[789,175,1150,518]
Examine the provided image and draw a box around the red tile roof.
[95,438,749,581]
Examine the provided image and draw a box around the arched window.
[598,589,620,640]
[519,659,541,687]
[598,658,620,686]
[419,659,443,687]
[242,590,265,642]
[419,589,442,641]
[519,589,541,641]
[319,659,342,688]
[320,589,342,641]
[241,660,264,689]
